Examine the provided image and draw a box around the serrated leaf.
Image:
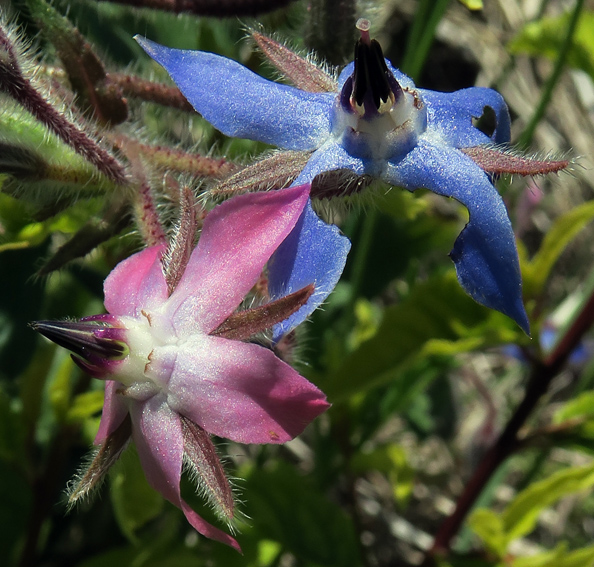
[523,200,594,298]
[502,462,594,542]
[110,445,164,542]
[508,11,594,80]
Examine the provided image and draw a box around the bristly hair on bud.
[38,200,131,276]
[0,17,128,185]
[0,141,47,179]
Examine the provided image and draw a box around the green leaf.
[110,445,165,542]
[457,0,483,10]
[324,272,516,401]
[66,390,105,424]
[243,461,361,567]
[502,462,594,541]
[351,444,415,507]
[347,298,382,350]
[48,353,77,422]
[467,508,507,557]
[0,101,116,202]
[553,390,594,424]
[513,542,594,567]
[523,200,594,298]
[508,11,594,80]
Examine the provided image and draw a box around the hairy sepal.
[209,150,312,199]
[251,30,337,93]
[67,415,132,508]
[181,417,235,525]
[162,186,198,295]
[211,284,315,341]
[461,145,569,176]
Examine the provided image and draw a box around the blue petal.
[136,36,334,151]
[268,199,350,341]
[386,140,529,333]
[294,141,367,185]
[421,87,511,147]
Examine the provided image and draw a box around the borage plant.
[1,1,593,566]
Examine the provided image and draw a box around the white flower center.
[112,310,180,400]
[331,87,427,162]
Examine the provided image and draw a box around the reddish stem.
[427,290,594,561]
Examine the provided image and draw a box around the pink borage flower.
[33,184,329,550]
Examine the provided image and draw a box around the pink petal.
[129,395,240,550]
[95,381,128,445]
[166,184,310,336]
[128,394,184,505]
[168,335,330,444]
[180,500,241,552]
[104,244,169,317]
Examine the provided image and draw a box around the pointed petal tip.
[180,499,242,552]
[511,304,531,336]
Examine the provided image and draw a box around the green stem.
[401,0,451,81]
[348,208,377,303]
[518,0,585,147]
[401,0,432,73]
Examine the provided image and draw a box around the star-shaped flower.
[137,24,567,334]
[33,184,329,550]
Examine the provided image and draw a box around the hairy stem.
[306,0,357,65]
[0,25,127,184]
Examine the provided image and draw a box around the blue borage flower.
[137,24,531,334]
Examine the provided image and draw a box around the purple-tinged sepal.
[31,316,129,377]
